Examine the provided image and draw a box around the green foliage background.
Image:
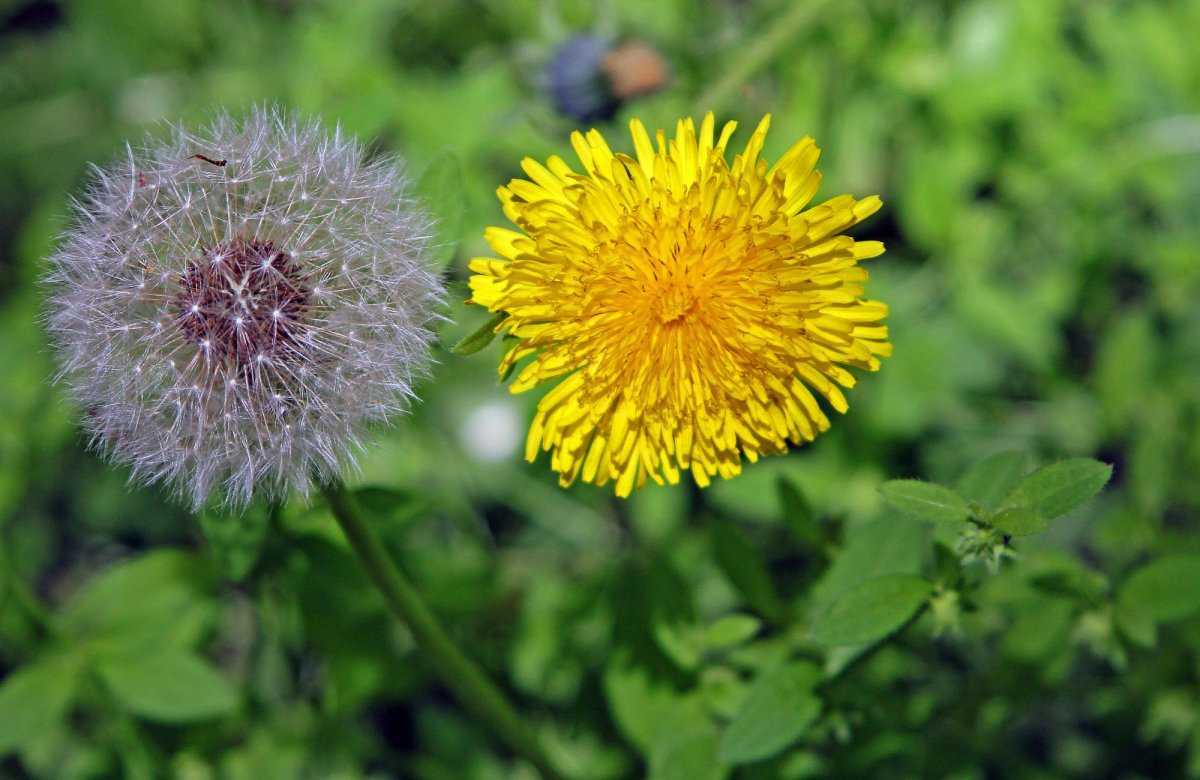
[1,0,1200,778]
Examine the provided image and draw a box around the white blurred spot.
[460,399,521,462]
[116,74,176,125]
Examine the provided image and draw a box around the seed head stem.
[321,481,566,780]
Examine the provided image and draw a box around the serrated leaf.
[810,574,932,647]
[1117,555,1200,625]
[199,504,270,580]
[956,451,1027,509]
[704,614,762,651]
[991,506,1046,537]
[880,480,971,525]
[97,650,238,723]
[451,311,506,356]
[712,519,786,623]
[718,662,822,765]
[415,150,465,268]
[1000,459,1112,521]
[0,651,86,755]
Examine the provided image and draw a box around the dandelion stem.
[322,481,565,780]
[695,0,834,115]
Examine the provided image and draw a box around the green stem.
[695,0,834,116]
[322,481,565,780]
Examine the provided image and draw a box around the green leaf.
[1028,563,1107,604]
[604,656,710,756]
[699,666,747,719]
[0,651,86,755]
[60,550,213,639]
[415,149,465,268]
[97,650,238,723]
[653,619,703,671]
[649,729,727,780]
[880,480,971,525]
[1001,598,1075,662]
[718,662,822,765]
[1117,555,1200,625]
[451,311,506,356]
[1114,601,1157,649]
[1000,459,1112,520]
[809,517,929,618]
[1095,311,1155,424]
[711,519,786,623]
[198,505,270,580]
[704,614,762,651]
[780,751,827,779]
[956,451,1027,509]
[352,486,424,525]
[776,476,814,539]
[991,506,1046,537]
[810,574,932,647]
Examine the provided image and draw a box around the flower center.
[174,236,312,371]
[653,281,700,325]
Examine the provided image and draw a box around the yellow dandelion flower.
[468,113,891,497]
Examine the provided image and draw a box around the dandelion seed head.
[45,107,444,509]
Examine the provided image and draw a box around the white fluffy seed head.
[44,107,444,510]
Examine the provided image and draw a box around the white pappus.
[44,107,445,510]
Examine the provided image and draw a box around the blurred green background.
[2,0,1200,778]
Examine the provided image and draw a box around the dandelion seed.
[468,113,890,496]
[45,107,444,509]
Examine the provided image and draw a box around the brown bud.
[601,41,670,101]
